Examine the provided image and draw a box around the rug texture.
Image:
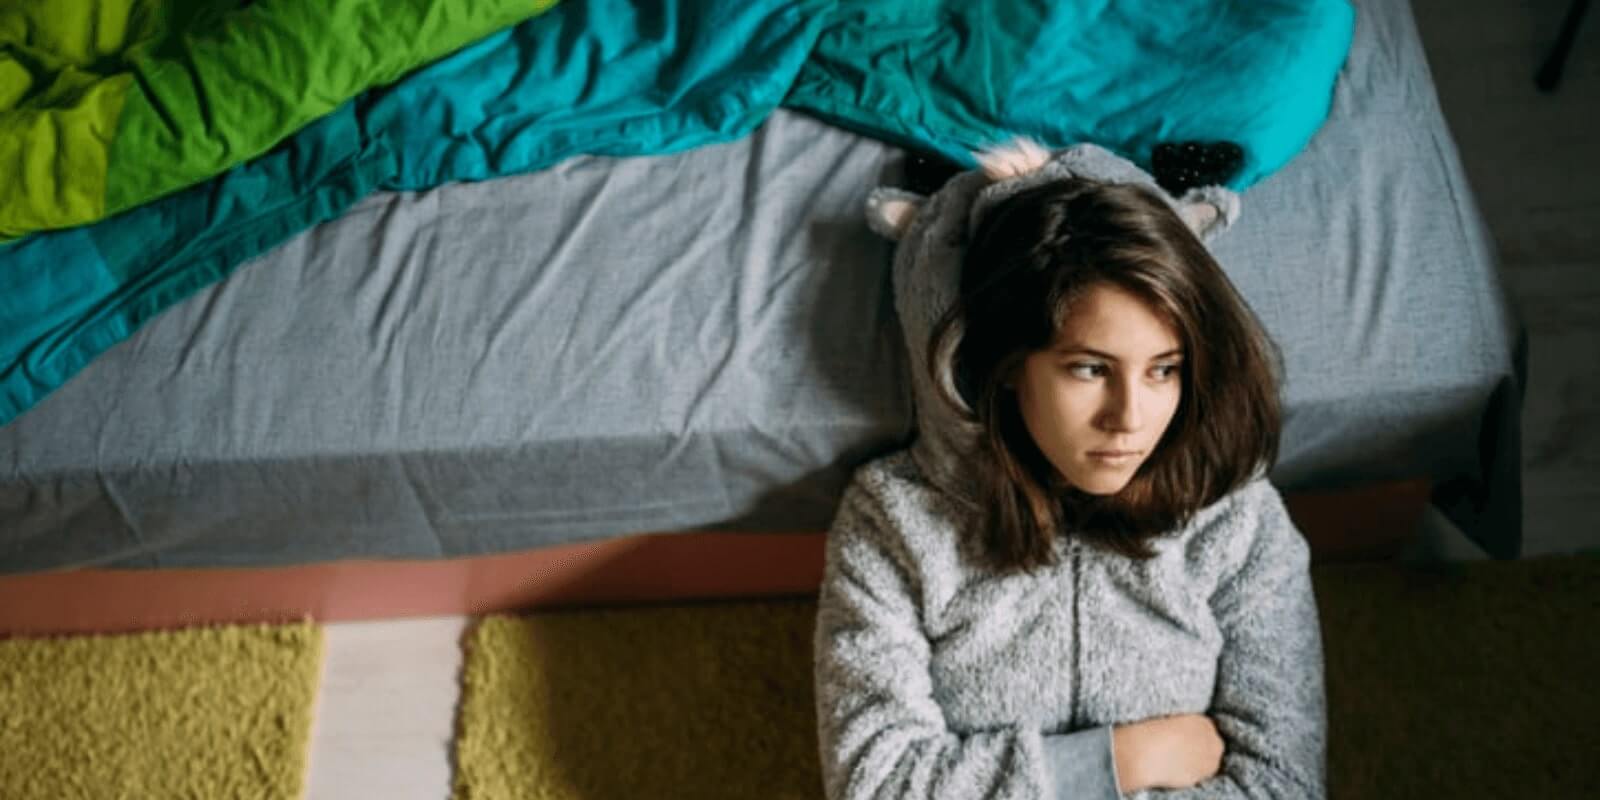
[0,621,324,800]
[455,555,1598,799]
[454,599,820,800]
[1315,555,1599,799]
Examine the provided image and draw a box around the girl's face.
[1014,283,1184,496]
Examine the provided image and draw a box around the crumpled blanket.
[0,0,1356,426]
[0,0,562,241]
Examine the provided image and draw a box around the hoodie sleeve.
[1139,484,1327,799]
[814,476,1123,800]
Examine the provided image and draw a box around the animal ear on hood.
[974,138,1052,181]
[865,187,927,241]
[1175,185,1242,242]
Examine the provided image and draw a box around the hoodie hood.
[866,142,1241,505]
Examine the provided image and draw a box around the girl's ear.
[1175,186,1242,241]
[866,187,927,240]
[1001,359,1025,391]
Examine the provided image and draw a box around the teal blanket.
[0,0,1354,425]
[788,0,1356,188]
[0,0,833,422]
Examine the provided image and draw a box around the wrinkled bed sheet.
[0,0,1522,570]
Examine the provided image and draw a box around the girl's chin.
[1076,482,1131,497]
[1065,471,1136,496]
[1047,454,1143,496]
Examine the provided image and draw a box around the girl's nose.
[1097,378,1142,433]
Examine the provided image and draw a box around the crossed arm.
[813,480,1325,799]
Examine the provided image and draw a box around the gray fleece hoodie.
[813,144,1326,800]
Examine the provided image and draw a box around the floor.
[301,3,1600,797]
[1411,0,1600,558]
[298,506,1495,800]
[304,616,468,800]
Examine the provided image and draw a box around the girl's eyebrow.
[1055,346,1184,362]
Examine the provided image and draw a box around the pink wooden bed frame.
[0,480,1430,637]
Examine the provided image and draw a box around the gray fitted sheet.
[0,0,1523,571]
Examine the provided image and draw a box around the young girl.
[813,142,1325,799]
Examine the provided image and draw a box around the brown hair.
[931,178,1281,573]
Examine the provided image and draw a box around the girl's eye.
[1066,362,1108,379]
[1151,363,1182,380]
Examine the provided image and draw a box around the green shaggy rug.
[0,621,323,800]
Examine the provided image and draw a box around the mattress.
[0,0,1523,571]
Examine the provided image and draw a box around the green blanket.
[0,0,558,241]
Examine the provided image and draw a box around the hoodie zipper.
[1067,542,1083,729]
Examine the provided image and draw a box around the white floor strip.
[303,615,471,800]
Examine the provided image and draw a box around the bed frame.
[0,479,1429,637]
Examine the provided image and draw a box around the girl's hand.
[1111,713,1225,792]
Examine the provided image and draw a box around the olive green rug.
[1316,555,1599,799]
[453,600,819,800]
[454,556,1598,800]
[0,621,323,800]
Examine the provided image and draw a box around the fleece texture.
[813,145,1326,799]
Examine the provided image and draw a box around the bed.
[0,0,1523,612]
